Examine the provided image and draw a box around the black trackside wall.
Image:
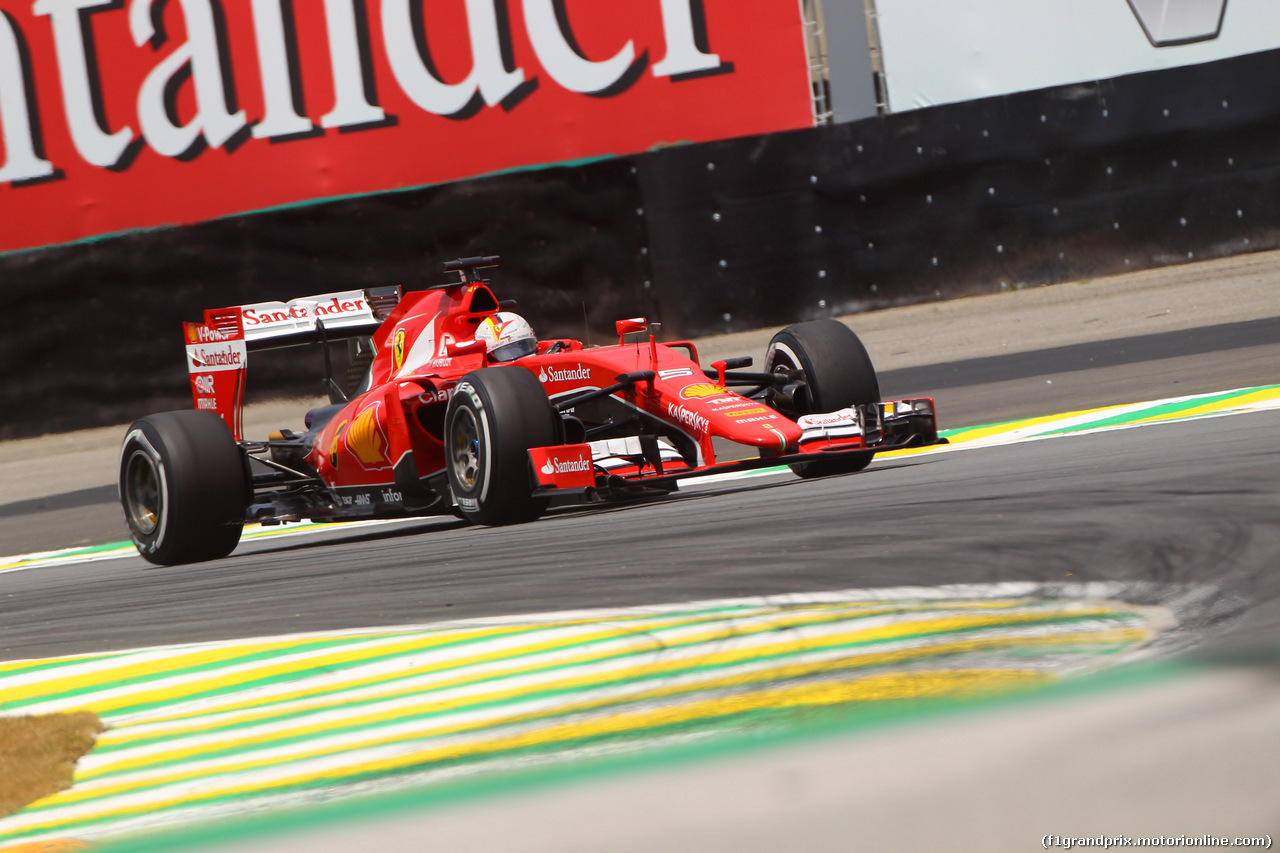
[4,47,1280,439]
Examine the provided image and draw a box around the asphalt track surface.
[2,313,1279,557]
[2,259,1280,849]
[1,321,1278,662]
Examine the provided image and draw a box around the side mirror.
[615,317,647,344]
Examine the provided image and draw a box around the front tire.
[120,411,248,565]
[445,367,559,525]
[765,320,881,479]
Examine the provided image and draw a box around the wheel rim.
[124,449,162,535]
[450,408,483,491]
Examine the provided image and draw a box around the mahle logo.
[1126,0,1227,46]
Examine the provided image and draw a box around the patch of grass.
[0,712,104,818]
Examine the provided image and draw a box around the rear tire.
[765,320,881,479]
[120,411,248,565]
[445,367,559,525]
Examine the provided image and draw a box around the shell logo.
[393,329,406,370]
[680,383,729,399]
[186,325,198,343]
[347,406,387,466]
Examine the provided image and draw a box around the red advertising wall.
[0,0,813,254]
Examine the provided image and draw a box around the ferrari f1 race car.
[120,257,944,565]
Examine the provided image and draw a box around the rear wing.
[209,288,400,350]
[184,287,400,439]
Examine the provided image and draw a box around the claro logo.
[1126,0,1227,47]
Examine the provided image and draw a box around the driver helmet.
[476,312,537,362]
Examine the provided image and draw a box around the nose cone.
[714,411,803,452]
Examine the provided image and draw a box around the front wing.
[529,398,944,497]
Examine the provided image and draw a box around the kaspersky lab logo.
[1126,0,1227,47]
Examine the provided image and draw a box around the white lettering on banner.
[667,402,709,435]
[539,364,592,383]
[187,341,246,371]
[319,0,387,128]
[0,16,56,183]
[382,0,527,116]
[196,397,218,410]
[0,0,733,183]
[32,0,136,168]
[129,0,248,158]
[652,0,723,77]
[193,374,216,394]
[248,0,313,140]
[523,0,637,95]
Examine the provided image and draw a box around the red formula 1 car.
[120,257,943,565]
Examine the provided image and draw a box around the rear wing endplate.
[184,288,400,438]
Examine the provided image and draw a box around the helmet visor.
[490,337,537,362]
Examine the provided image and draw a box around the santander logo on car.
[797,409,857,429]
[538,364,592,383]
[242,295,369,328]
[540,457,591,475]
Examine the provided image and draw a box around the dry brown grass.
[0,712,104,819]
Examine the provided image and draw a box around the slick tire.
[119,410,248,565]
[445,367,559,525]
[765,319,881,479]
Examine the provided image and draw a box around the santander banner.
[0,0,814,253]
